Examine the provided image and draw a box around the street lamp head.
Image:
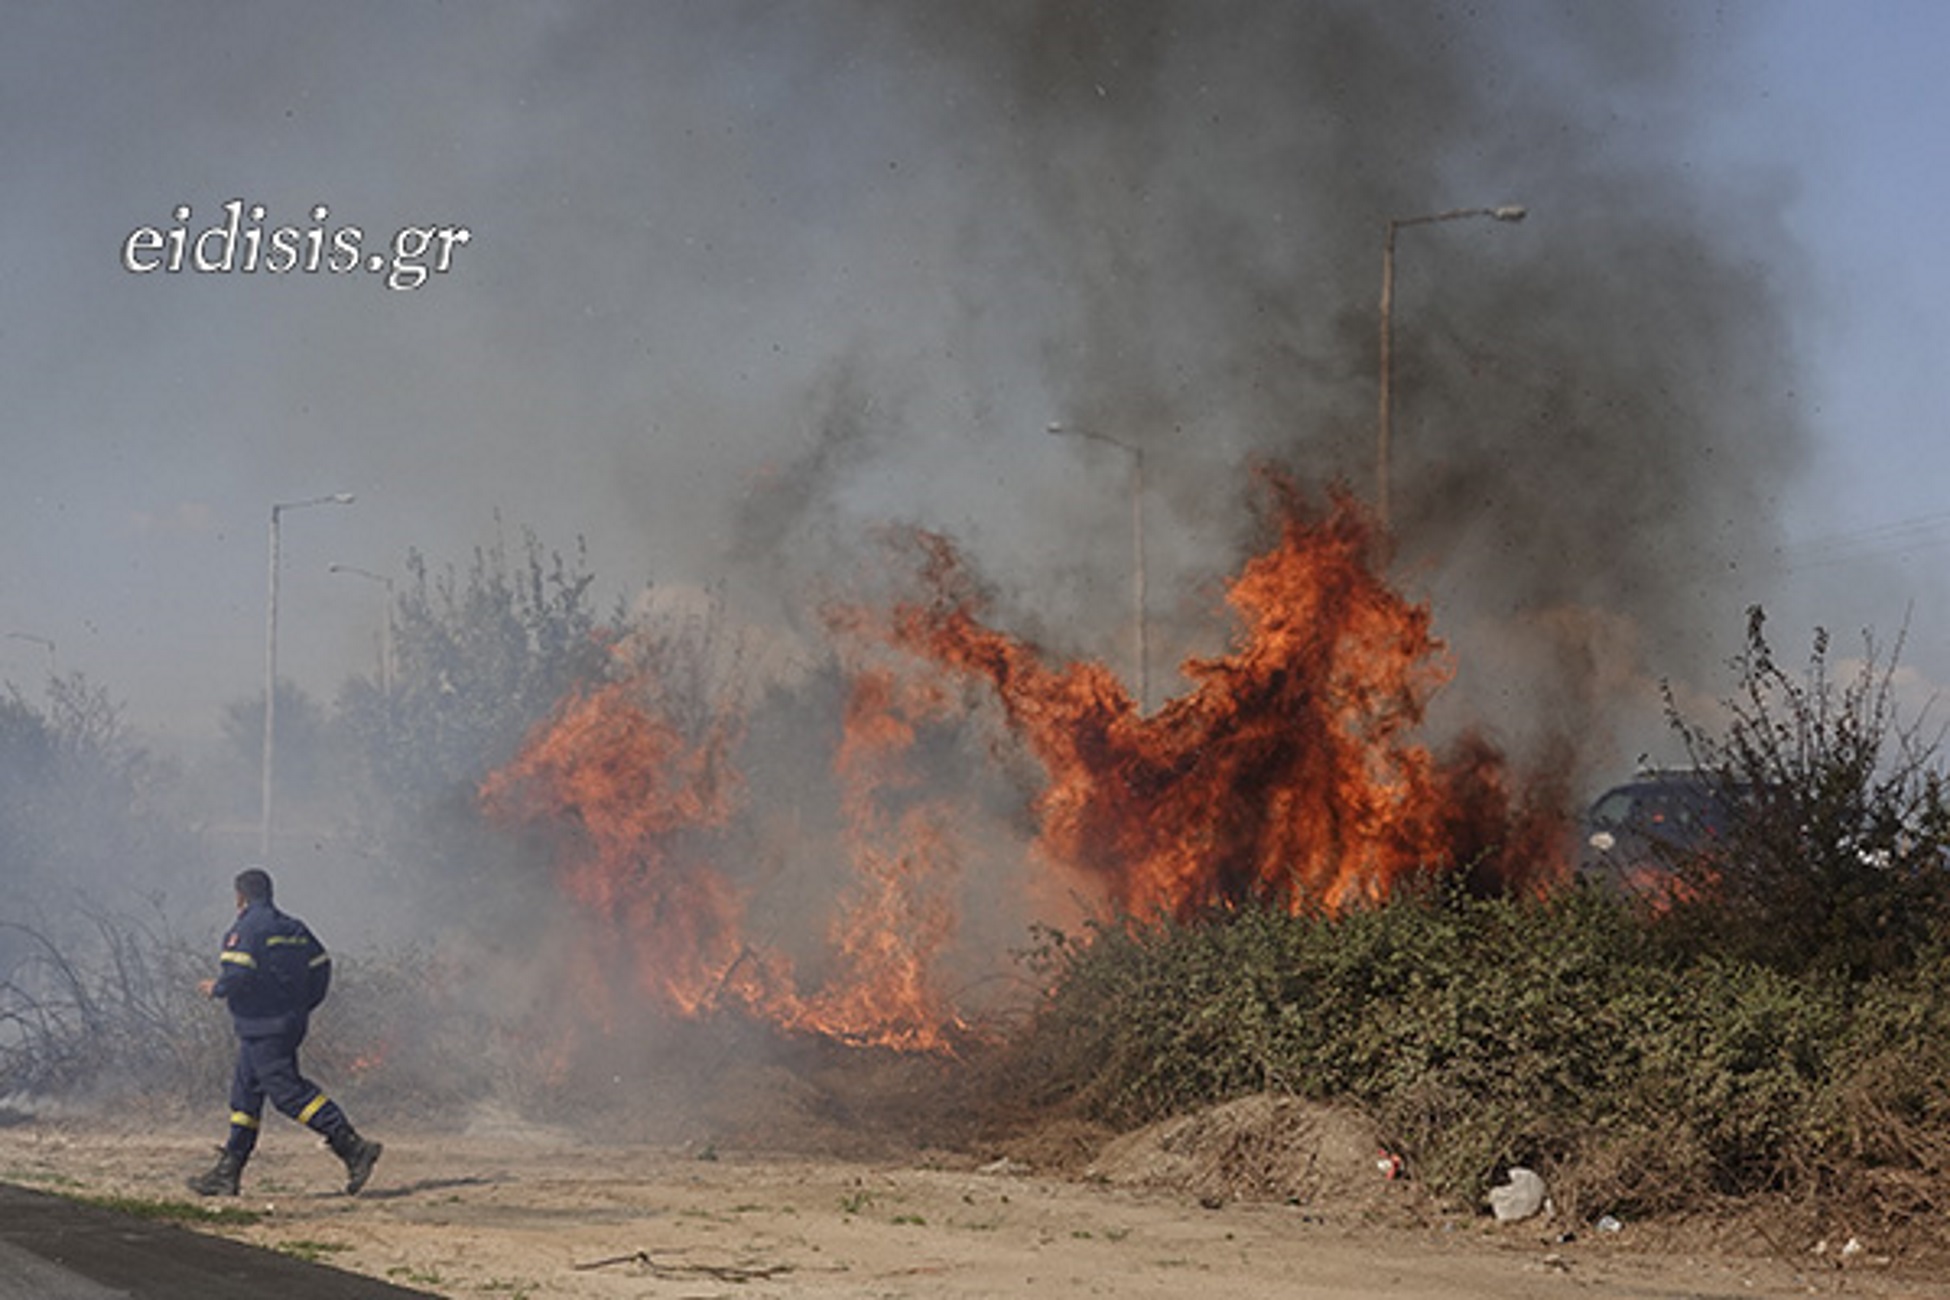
[274,492,358,515]
[1491,205,1527,223]
[329,561,392,588]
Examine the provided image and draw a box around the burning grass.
[862,478,1569,918]
[477,478,1573,1063]
[10,466,1950,1252]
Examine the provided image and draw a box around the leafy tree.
[1662,607,1950,977]
[0,674,203,938]
[0,687,58,887]
[348,530,609,796]
[330,528,616,913]
[219,679,334,820]
[2,674,203,1102]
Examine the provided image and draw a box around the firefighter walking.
[188,867,382,1197]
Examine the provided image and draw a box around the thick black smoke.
[1,2,1804,780]
[0,0,1816,1124]
[686,1,1808,783]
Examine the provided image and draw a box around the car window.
[1588,790,1639,828]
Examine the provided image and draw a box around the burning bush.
[474,475,1575,1070]
[864,476,1569,917]
[990,606,1950,1233]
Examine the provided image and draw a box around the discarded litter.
[1374,1148,1404,1180]
[1488,1167,1548,1222]
[1595,1214,1623,1233]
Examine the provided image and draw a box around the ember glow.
[481,472,1568,1054]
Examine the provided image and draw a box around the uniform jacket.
[211,900,333,1038]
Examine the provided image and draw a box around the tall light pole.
[1047,421,1147,710]
[1377,204,1526,532]
[328,563,394,695]
[262,493,355,860]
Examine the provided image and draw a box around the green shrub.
[1810,947,1950,1176]
[1661,608,1950,978]
[1001,886,1948,1220]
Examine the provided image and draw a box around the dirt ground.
[4,1093,1948,1300]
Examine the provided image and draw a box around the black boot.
[326,1126,383,1195]
[187,1149,245,1197]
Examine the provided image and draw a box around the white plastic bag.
[1488,1166,1548,1222]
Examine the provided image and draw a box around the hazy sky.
[1737,3,1950,619]
[4,1,1947,782]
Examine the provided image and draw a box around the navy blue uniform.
[209,900,352,1159]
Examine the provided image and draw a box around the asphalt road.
[0,1183,438,1300]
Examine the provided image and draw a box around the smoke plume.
[659,1,1809,783]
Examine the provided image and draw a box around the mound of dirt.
[1085,1092,1426,1216]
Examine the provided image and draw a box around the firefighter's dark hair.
[234,867,274,903]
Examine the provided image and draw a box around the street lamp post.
[262,493,355,860]
[328,563,394,696]
[1377,204,1526,532]
[1047,421,1147,710]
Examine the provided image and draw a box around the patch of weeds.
[891,1213,927,1226]
[65,1192,264,1226]
[385,1265,445,1286]
[275,1239,351,1264]
[3,1168,79,1188]
[838,1190,875,1215]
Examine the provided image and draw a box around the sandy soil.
[3,1103,1948,1300]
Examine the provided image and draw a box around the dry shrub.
[0,910,227,1112]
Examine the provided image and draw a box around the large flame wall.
[482,475,1567,1053]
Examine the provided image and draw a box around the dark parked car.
[1576,770,1734,895]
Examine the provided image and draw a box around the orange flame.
[480,471,1566,1059]
[479,674,750,1020]
[481,659,971,1052]
[864,475,1562,918]
[790,668,966,1050]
